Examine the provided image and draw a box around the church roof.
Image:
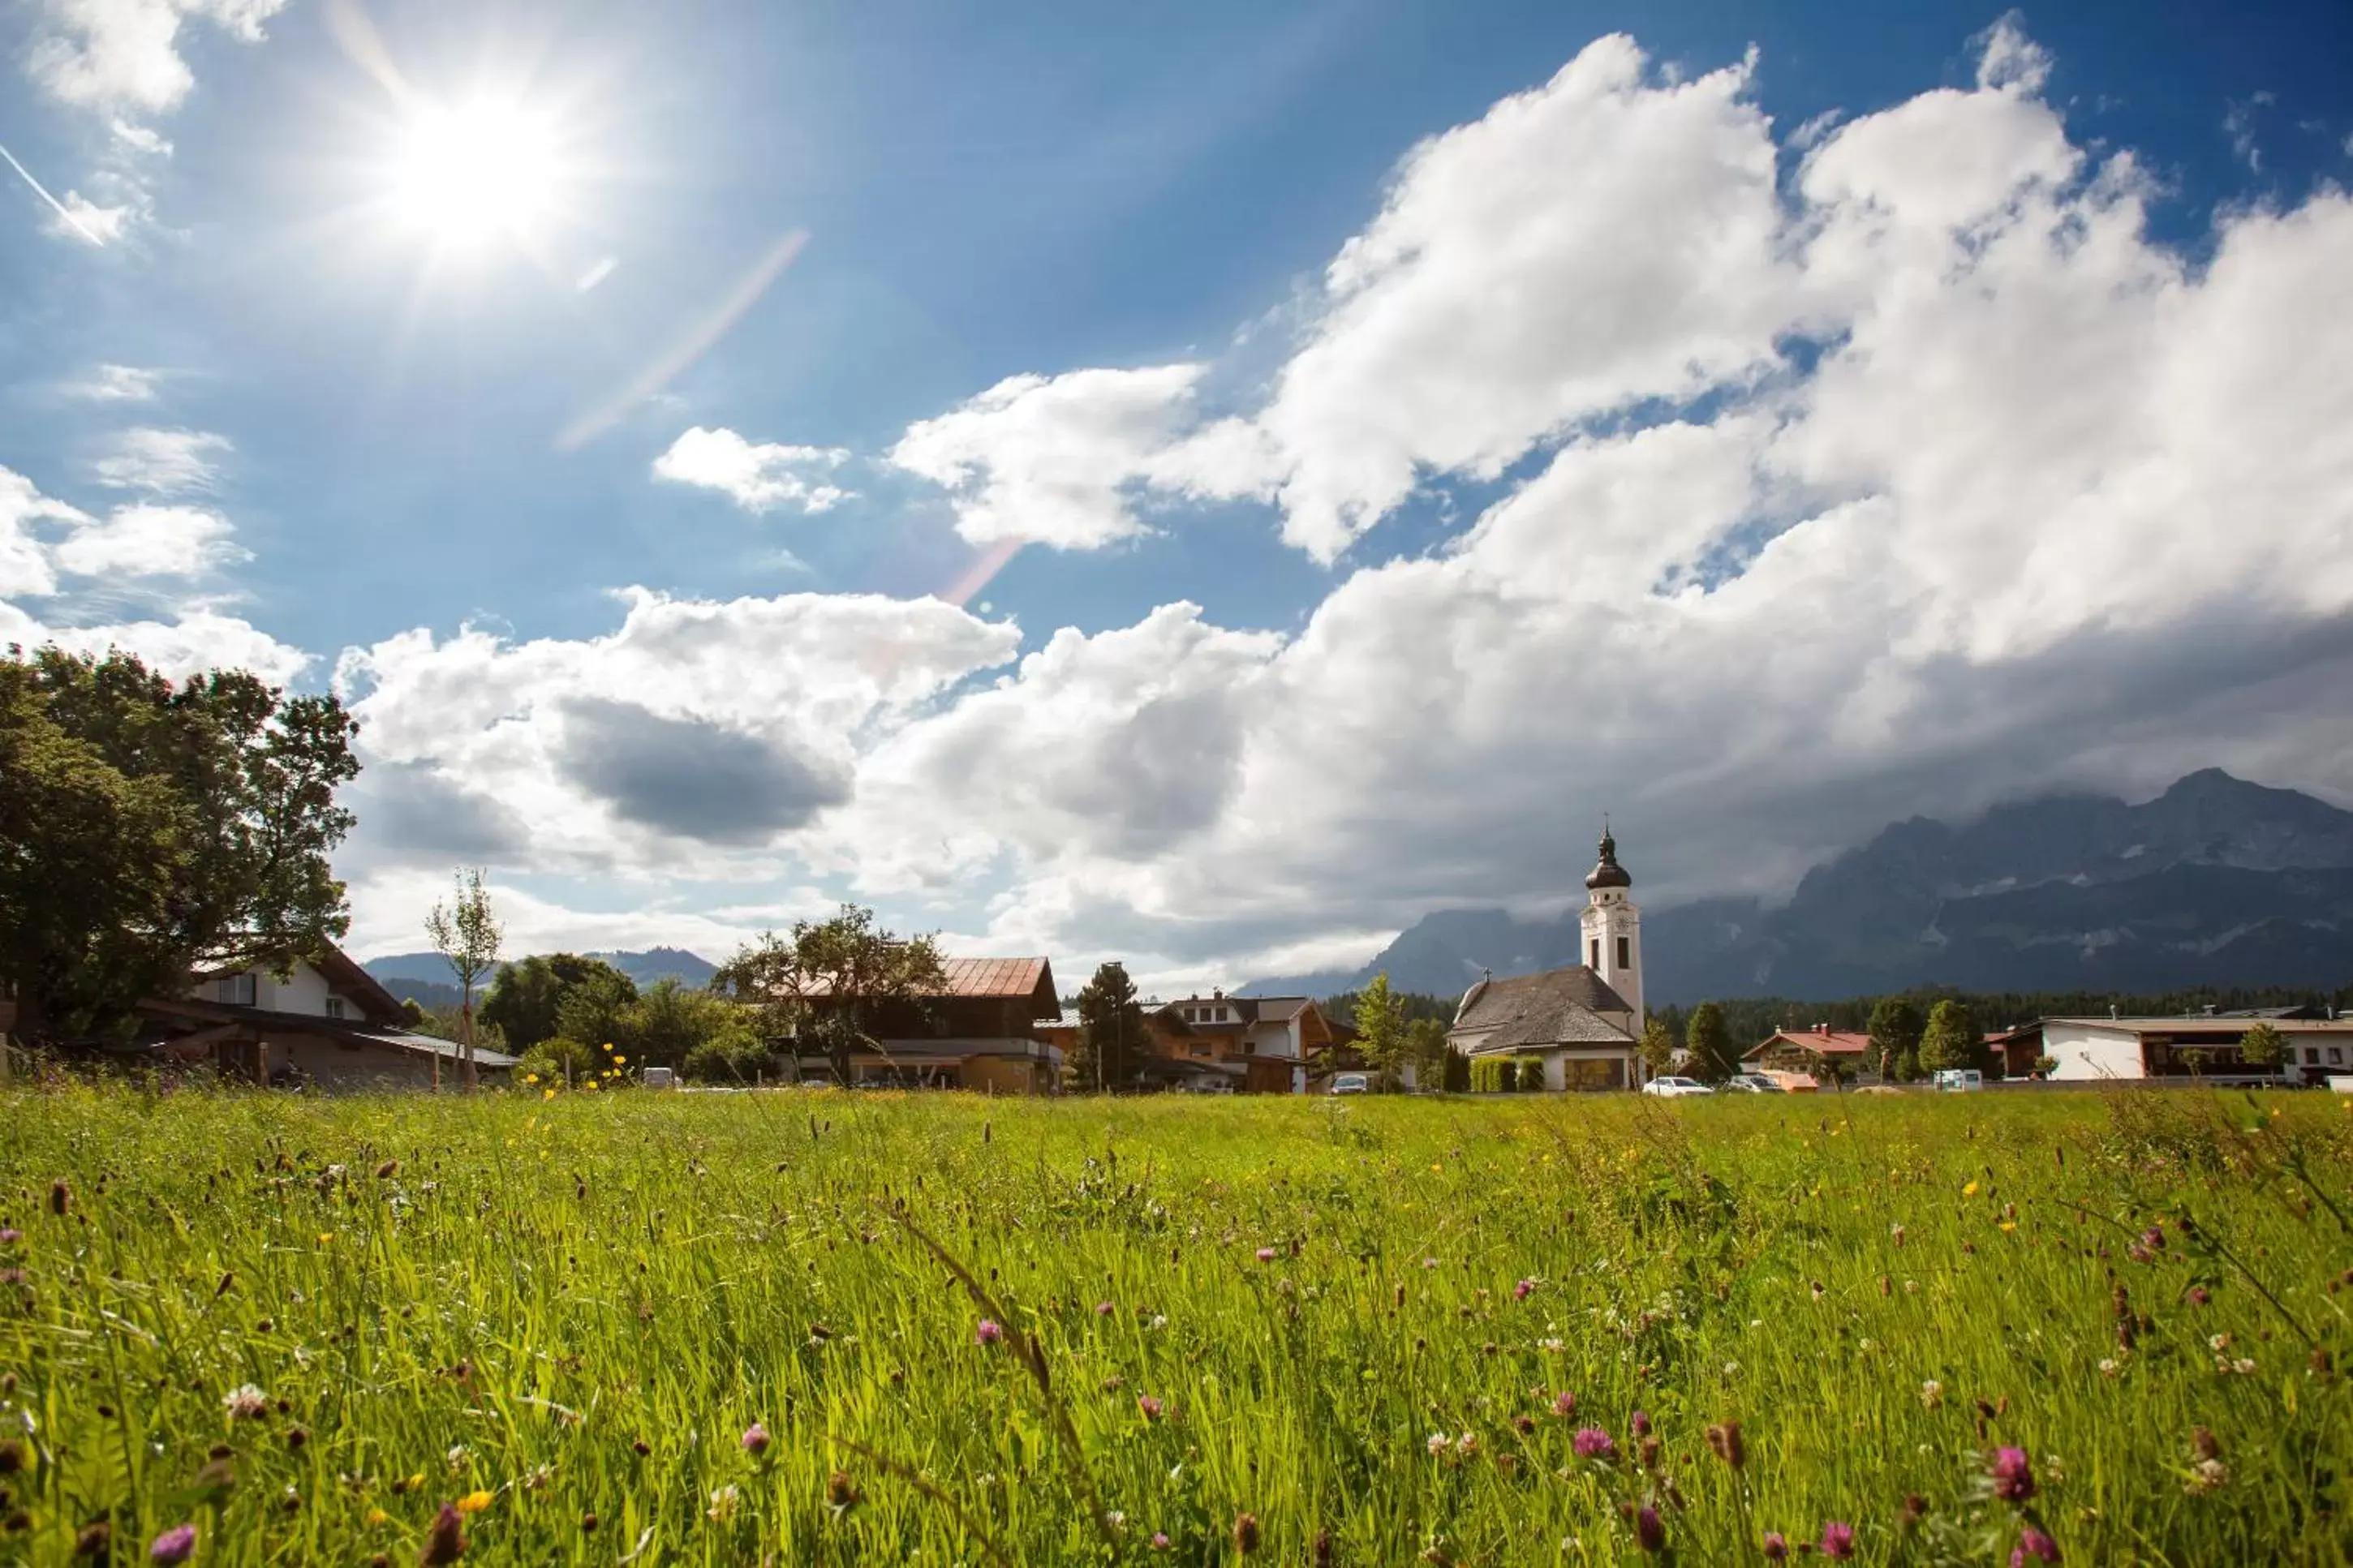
[1452,965,1637,1050]
[1585,830,1632,890]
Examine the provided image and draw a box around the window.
[217,973,256,1006]
[325,997,346,1020]
[1588,938,1599,969]
[2308,1047,2324,1065]
[1615,936,1630,971]
[2330,1046,2345,1066]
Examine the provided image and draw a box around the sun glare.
[386,97,567,249]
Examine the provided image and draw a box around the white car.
[1933,1068,1985,1093]
[1722,1073,1784,1093]
[1641,1076,1714,1098]
[1329,1072,1370,1094]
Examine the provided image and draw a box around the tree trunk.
[462,989,479,1092]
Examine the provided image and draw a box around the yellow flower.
[365,1508,389,1527]
[1998,1222,2018,1233]
[543,1087,557,1100]
[524,1073,540,1085]
[613,1055,627,1065]
[1962,1180,1981,1197]
[583,1080,599,1092]
[316,1231,335,1245]
[456,1489,494,1514]
[603,1042,616,1053]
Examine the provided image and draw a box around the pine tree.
[1353,973,1407,1089]
[1073,962,1146,1093]
[1684,1003,1735,1083]
[1916,999,1979,1074]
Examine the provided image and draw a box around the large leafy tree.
[1867,997,1925,1082]
[1684,1002,1736,1083]
[0,647,358,1043]
[2236,1020,2285,1077]
[480,954,639,1051]
[714,904,947,1085]
[1916,998,1980,1074]
[1351,972,1408,1089]
[1071,961,1146,1092]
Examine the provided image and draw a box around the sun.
[385,95,569,250]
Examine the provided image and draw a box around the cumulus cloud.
[652,427,853,513]
[888,365,1211,548]
[90,427,230,496]
[63,363,164,401]
[555,697,852,844]
[25,0,290,115]
[52,502,247,577]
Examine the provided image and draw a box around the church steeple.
[1579,819,1643,1030]
[1585,824,1631,891]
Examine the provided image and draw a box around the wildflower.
[75,1522,110,1557]
[2097,1359,2120,1378]
[543,1088,557,1101]
[1096,1301,1114,1316]
[2141,1225,2165,1252]
[523,1074,539,1085]
[2011,1526,2061,1565]
[741,1422,770,1457]
[1454,1433,1478,1457]
[827,1471,858,1510]
[366,1510,389,1527]
[1920,1380,1944,1409]
[0,1440,23,1474]
[419,1503,467,1565]
[1897,1495,1927,1532]
[1820,1520,1856,1559]
[224,1383,269,1420]
[1963,1180,1980,1197]
[1573,1428,1615,1459]
[1999,1222,2018,1234]
[1255,1248,1276,1263]
[2231,1358,2257,1376]
[0,1229,19,1244]
[1991,1446,2036,1502]
[975,1318,1004,1346]
[1762,1531,1788,1561]
[1423,1257,1439,1269]
[1232,1512,1260,1554]
[2185,1458,2230,1495]
[1706,1420,1746,1470]
[1552,1391,1577,1418]
[1515,1278,1534,1301]
[1631,1410,1652,1438]
[1151,1533,1172,1551]
[613,1056,626,1065]
[2208,1333,2230,1352]
[2192,1427,2222,1462]
[1426,1433,1450,1456]
[1635,1505,1666,1553]
[49,1180,70,1217]
[1138,1395,1164,1420]
[707,1484,742,1522]
[148,1524,198,1564]
[454,1491,493,1514]
[1891,1222,1906,1247]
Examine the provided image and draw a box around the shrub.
[1469,1057,1509,1093]
[1512,1055,1546,1091]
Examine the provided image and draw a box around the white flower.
[223,1384,269,1420]
[1427,1433,1450,1456]
[2232,1358,2258,1376]
[1149,1314,1168,1330]
[2098,1359,2121,1378]
[1455,1433,1478,1456]
[1918,1381,1942,1409]
[708,1484,742,1522]
[2208,1334,2231,1352]
[1722,1361,1740,1377]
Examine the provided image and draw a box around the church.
[1445,830,1647,1091]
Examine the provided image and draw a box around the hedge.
[1469,1055,1552,1093]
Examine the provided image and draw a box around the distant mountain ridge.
[364,947,720,997]
[1250,770,2353,1004]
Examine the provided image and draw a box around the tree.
[1352,973,1409,1089]
[1404,1016,1452,1088]
[1638,1017,1678,1080]
[0,647,358,1044]
[626,977,740,1072]
[553,966,641,1057]
[1072,962,1146,1092]
[2237,1021,2285,1079]
[714,904,947,1085]
[1684,1003,1736,1083]
[1867,997,1925,1083]
[425,869,502,1091]
[1916,999,1978,1075]
[480,954,639,1052]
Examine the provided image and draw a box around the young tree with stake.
[425,868,502,1091]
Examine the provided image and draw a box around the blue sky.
[5,0,2351,986]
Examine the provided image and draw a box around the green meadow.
[1,1085,2347,1565]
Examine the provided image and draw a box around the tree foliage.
[1071,961,1146,1092]
[2236,1021,2285,1072]
[479,954,639,1051]
[1638,1016,1677,1078]
[1916,998,1980,1074]
[1683,1002,1736,1083]
[713,904,947,1085]
[0,647,358,1043]
[1867,996,1925,1082]
[1351,973,1409,1089]
[425,868,502,1089]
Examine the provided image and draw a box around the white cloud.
[63,363,164,402]
[652,427,853,513]
[888,365,1210,549]
[1973,13,2053,93]
[54,503,247,577]
[90,427,230,495]
[25,0,290,115]
[0,468,88,598]
[45,188,136,245]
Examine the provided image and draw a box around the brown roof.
[1451,966,1635,1050]
[315,945,408,1025]
[1744,1028,1874,1060]
[936,957,1053,999]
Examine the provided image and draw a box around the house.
[1742,1025,1876,1083]
[1150,992,1340,1093]
[1446,831,1647,1091]
[138,946,514,1089]
[789,956,1064,1094]
[2020,1011,2353,1084]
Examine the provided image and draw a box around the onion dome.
[1585,829,1631,890]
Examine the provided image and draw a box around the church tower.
[1579,827,1643,1029]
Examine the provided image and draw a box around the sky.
[4,0,2352,990]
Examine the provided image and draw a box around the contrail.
[0,140,105,245]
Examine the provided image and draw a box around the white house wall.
[2045,1023,2145,1081]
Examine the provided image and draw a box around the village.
[34,827,2351,1099]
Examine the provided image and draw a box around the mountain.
[363,947,720,996]
[1252,770,2353,1004]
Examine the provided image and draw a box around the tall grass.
[1,1085,2347,1564]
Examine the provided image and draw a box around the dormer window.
[325,997,347,1020]
[217,973,256,1006]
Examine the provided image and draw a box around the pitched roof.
[1744,1028,1874,1059]
[314,945,408,1025]
[936,957,1054,1000]
[1451,965,1635,1050]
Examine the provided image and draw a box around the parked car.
[1723,1073,1784,1093]
[1933,1068,1985,1093]
[1641,1076,1713,1098]
[1328,1072,1370,1094]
